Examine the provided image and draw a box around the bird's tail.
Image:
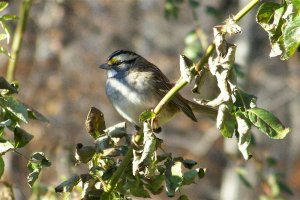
[187,100,218,120]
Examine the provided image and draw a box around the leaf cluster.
[256,0,300,59]
[0,1,17,58]
[0,76,50,187]
[56,107,206,199]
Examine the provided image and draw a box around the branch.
[6,0,33,82]
[154,0,260,116]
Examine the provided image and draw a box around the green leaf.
[178,194,189,200]
[0,137,14,155]
[0,21,11,43]
[283,16,300,59]
[14,127,33,148]
[0,33,7,41]
[188,0,199,8]
[246,108,290,139]
[130,183,150,198]
[24,103,49,123]
[0,76,18,93]
[165,161,183,197]
[0,97,29,123]
[145,175,164,195]
[139,110,156,123]
[55,175,80,193]
[0,14,17,21]
[236,167,252,188]
[217,104,236,138]
[0,156,4,178]
[256,2,281,32]
[85,107,106,139]
[182,168,206,186]
[233,88,257,109]
[0,119,12,127]
[27,152,51,187]
[0,47,11,58]
[0,2,8,12]
[236,113,252,160]
[182,159,197,169]
[278,180,293,195]
[182,170,198,185]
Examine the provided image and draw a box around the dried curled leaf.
[85,107,106,139]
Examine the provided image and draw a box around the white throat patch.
[107,69,118,78]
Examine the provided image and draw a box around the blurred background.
[0,0,299,199]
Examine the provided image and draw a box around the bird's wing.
[145,62,197,122]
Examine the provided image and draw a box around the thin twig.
[6,0,33,82]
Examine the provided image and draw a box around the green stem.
[101,147,133,198]
[6,0,32,82]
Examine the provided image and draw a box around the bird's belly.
[106,78,157,125]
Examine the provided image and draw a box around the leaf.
[236,113,252,160]
[27,152,51,187]
[14,127,33,148]
[179,55,194,83]
[105,122,127,138]
[0,137,14,155]
[0,47,11,58]
[236,167,252,188]
[0,33,6,41]
[130,183,150,198]
[0,2,8,12]
[256,2,281,32]
[0,97,29,123]
[188,0,199,8]
[165,161,183,197]
[178,194,189,200]
[246,108,290,139]
[217,104,236,138]
[0,119,12,127]
[182,159,197,169]
[0,76,18,93]
[85,107,106,139]
[145,175,164,195]
[278,180,293,195]
[139,110,156,123]
[0,156,4,178]
[23,103,49,123]
[94,136,110,152]
[55,175,80,193]
[283,16,300,59]
[75,143,95,164]
[233,88,257,109]
[182,168,206,186]
[0,21,11,44]
[0,14,17,21]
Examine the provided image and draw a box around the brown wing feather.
[134,57,197,121]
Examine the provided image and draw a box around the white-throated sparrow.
[100,50,216,129]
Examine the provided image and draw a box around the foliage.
[56,107,206,199]
[0,76,50,187]
[0,1,50,190]
[256,0,300,59]
[0,1,16,58]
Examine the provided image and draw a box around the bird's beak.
[99,63,110,70]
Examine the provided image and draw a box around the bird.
[99,50,216,130]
